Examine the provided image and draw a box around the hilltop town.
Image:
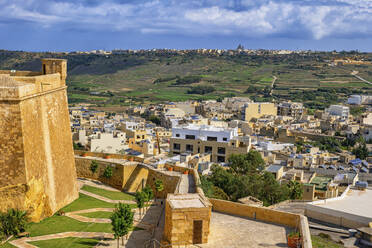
[0,57,371,248]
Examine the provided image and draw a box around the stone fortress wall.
[0,59,78,222]
[75,157,181,198]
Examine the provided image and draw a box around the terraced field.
[0,50,371,110]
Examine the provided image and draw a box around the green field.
[1,50,371,109]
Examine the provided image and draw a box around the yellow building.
[242,102,277,121]
[164,194,212,245]
[303,176,339,201]
[128,138,156,156]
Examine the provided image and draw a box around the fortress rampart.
[0,59,78,222]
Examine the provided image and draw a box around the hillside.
[0,50,371,110]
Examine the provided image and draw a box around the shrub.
[103,166,113,178]
[187,85,215,95]
[90,160,99,174]
[318,233,331,239]
[174,75,202,85]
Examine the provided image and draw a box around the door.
[193,220,203,244]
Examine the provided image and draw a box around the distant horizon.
[1,0,372,52]
[2,46,371,53]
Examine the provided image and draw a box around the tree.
[135,191,145,218]
[187,85,215,95]
[148,115,161,125]
[154,179,164,201]
[90,160,98,174]
[245,85,258,94]
[0,209,29,238]
[142,186,154,209]
[287,180,303,200]
[228,151,265,175]
[110,213,125,248]
[353,143,369,159]
[103,166,113,178]
[114,203,134,244]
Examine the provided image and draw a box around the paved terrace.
[199,212,291,248]
[311,188,372,219]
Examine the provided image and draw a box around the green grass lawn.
[27,216,113,237]
[29,237,100,248]
[78,211,113,219]
[81,185,135,201]
[0,240,17,248]
[61,193,117,213]
[311,235,344,248]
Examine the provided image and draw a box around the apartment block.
[169,124,250,163]
[242,102,277,121]
[277,102,304,119]
[325,105,349,119]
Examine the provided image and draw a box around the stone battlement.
[0,58,67,100]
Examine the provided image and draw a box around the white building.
[347,95,372,105]
[172,124,238,142]
[90,132,127,154]
[348,95,362,105]
[325,105,349,119]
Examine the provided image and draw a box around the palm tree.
[0,209,29,237]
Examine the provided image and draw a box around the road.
[351,71,372,86]
[269,76,277,96]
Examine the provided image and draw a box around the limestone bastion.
[0,59,78,222]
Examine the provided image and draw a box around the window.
[137,135,141,139]
[186,144,193,152]
[223,137,227,141]
[306,188,310,192]
[185,135,196,140]
[173,143,180,150]
[204,146,213,153]
[217,147,225,154]
[176,133,180,137]
[207,136,217,141]
[217,156,225,163]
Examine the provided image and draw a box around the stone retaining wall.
[208,198,312,248]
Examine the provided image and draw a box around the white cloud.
[0,0,371,40]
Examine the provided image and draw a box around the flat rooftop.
[167,193,208,209]
[308,176,332,191]
[311,189,372,219]
[173,124,235,132]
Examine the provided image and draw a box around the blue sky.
[1,0,372,51]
